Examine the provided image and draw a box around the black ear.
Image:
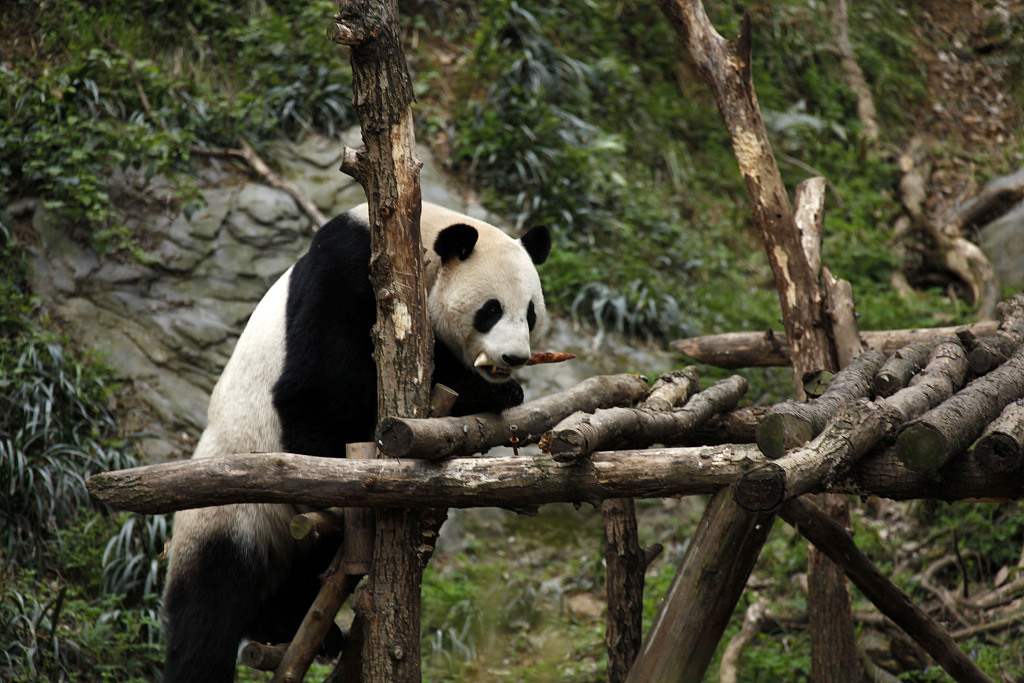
[434,224,478,263]
[520,225,551,265]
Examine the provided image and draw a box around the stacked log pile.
[88,294,1024,513]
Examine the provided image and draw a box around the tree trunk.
[655,0,835,394]
[333,0,428,678]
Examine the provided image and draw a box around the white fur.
[167,202,547,610]
[166,269,300,584]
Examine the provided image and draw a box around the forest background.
[2,0,1024,680]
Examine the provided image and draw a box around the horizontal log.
[966,294,1024,374]
[756,351,886,459]
[85,445,766,514]
[896,344,1024,471]
[973,399,1024,473]
[734,398,898,513]
[737,338,975,511]
[873,341,932,398]
[671,321,999,369]
[544,375,747,460]
[375,373,650,459]
[84,443,1024,515]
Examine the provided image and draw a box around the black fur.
[520,224,551,265]
[163,534,267,683]
[166,210,527,682]
[273,213,379,456]
[433,223,478,263]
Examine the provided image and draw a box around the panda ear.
[520,225,551,265]
[434,224,478,263]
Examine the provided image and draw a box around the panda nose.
[502,353,529,368]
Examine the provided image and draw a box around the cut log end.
[756,413,816,460]
[895,423,948,472]
[974,434,1024,474]
[374,416,415,457]
[732,463,786,513]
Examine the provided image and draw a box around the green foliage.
[0,219,168,681]
[1,0,355,256]
[0,224,141,569]
[443,0,975,343]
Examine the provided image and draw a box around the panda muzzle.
[473,352,512,377]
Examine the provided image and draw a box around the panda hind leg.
[163,533,267,683]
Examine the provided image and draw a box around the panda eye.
[527,301,537,331]
[474,299,503,333]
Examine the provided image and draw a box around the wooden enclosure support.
[625,489,774,682]
[332,0,429,679]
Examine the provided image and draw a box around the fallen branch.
[190,141,328,228]
[719,598,768,683]
[756,351,886,459]
[896,344,1024,471]
[779,497,993,683]
[543,375,746,461]
[671,321,998,369]
[376,374,650,459]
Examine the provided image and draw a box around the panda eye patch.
[474,299,503,333]
[527,301,537,330]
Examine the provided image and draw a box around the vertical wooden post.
[344,442,376,575]
[332,0,429,680]
[602,499,646,683]
[625,489,774,682]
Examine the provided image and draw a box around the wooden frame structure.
[86,0,1024,681]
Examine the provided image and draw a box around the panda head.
[428,218,551,383]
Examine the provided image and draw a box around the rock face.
[16,131,501,462]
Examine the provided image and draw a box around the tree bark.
[544,375,747,460]
[271,554,360,683]
[87,445,765,512]
[779,497,994,683]
[85,442,1024,512]
[965,294,1024,374]
[626,489,774,682]
[602,370,695,683]
[896,344,1024,471]
[756,350,886,459]
[377,373,650,458]
[602,498,649,683]
[335,0,428,678]
[671,321,998,368]
[873,341,933,397]
[735,339,970,512]
[678,405,766,445]
[974,398,1024,473]
[655,0,835,394]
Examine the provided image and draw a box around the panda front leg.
[162,506,278,683]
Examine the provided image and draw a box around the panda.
[161,202,551,682]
